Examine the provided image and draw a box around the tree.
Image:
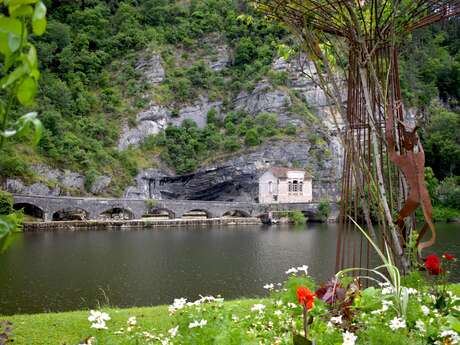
[423,109,460,179]
[0,0,47,252]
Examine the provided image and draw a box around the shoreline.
[22,217,263,231]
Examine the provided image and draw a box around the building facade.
[258,167,313,204]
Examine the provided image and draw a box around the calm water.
[0,223,458,315]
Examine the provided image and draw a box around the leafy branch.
[0,0,46,251]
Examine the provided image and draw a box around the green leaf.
[26,44,37,68]
[16,111,42,144]
[0,15,22,55]
[32,1,46,35]
[17,76,36,105]
[5,0,37,7]
[7,31,20,51]
[0,15,22,35]
[9,4,33,17]
[1,65,25,88]
[448,315,460,333]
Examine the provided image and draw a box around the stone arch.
[222,209,251,218]
[99,207,135,220]
[181,209,213,219]
[52,208,89,221]
[144,207,175,219]
[13,202,45,221]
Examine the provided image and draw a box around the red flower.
[443,252,455,261]
[425,254,443,275]
[297,286,316,310]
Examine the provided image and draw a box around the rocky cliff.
[6,39,344,203]
[120,52,343,202]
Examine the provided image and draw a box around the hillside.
[0,0,458,204]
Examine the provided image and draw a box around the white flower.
[127,316,137,326]
[88,310,111,323]
[285,267,298,275]
[142,331,155,340]
[274,310,283,317]
[382,300,393,312]
[263,283,275,290]
[342,331,357,345]
[88,310,110,330]
[160,339,171,345]
[415,320,426,333]
[231,314,239,321]
[90,321,107,330]
[251,304,266,312]
[421,305,430,316]
[169,298,187,313]
[297,265,309,275]
[406,287,418,295]
[331,315,343,324]
[188,319,207,329]
[441,330,459,344]
[389,317,406,331]
[275,300,283,307]
[168,326,179,337]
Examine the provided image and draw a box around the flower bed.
[70,254,460,345]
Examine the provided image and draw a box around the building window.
[268,181,273,193]
[300,181,303,193]
[288,181,292,192]
[292,180,298,192]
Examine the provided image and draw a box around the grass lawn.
[1,299,262,345]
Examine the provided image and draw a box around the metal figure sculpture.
[386,100,436,256]
[255,0,460,270]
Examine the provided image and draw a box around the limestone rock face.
[118,105,170,150]
[207,44,231,71]
[125,139,342,202]
[90,175,111,194]
[5,164,87,196]
[136,54,165,84]
[170,96,223,129]
[234,81,291,115]
[6,179,60,196]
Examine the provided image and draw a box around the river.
[0,223,458,315]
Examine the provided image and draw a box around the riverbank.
[22,217,262,231]
[1,299,262,345]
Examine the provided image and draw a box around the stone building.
[258,167,313,204]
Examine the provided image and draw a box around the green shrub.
[437,176,460,209]
[255,112,278,137]
[223,136,241,152]
[284,123,297,135]
[206,108,219,125]
[0,190,13,215]
[244,128,260,146]
[317,201,331,222]
[289,210,307,225]
[268,70,289,86]
[234,37,257,66]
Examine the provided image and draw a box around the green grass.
[2,299,262,345]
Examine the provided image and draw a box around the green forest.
[0,0,458,215]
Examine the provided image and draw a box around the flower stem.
[303,306,308,339]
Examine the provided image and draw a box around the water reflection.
[0,223,458,315]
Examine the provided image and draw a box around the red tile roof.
[266,167,308,178]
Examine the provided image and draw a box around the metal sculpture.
[255,0,460,271]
